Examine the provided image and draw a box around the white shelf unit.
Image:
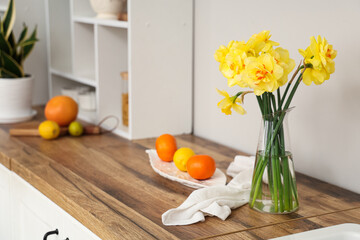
[45,0,193,139]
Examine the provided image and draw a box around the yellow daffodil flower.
[247,30,279,55]
[269,47,296,86]
[240,53,284,95]
[214,45,229,63]
[216,89,246,115]
[299,36,337,85]
[215,40,249,88]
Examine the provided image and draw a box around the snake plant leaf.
[1,50,23,77]
[0,32,12,55]
[22,27,38,61]
[2,0,16,40]
[18,27,37,47]
[13,47,22,64]
[0,67,18,78]
[17,23,28,45]
[8,31,15,50]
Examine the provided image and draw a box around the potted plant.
[0,0,38,123]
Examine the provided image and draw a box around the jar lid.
[120,71,128,80]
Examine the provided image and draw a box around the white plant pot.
[89,0,124,19]
[0,76,36,123]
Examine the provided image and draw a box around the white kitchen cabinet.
[10,171,101,240]
[0,163,12,240]
[45,0,193,139]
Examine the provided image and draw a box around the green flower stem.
[271,94,277,114]
[268,93,273,115]
[271,147,279,212]
[275,137,284,212]
[290,175,299,204]
[250,157,266,206]
[251,73,303,212]
[279,65,304,110]
[256,96,264,115]
[271,93,284,213]
[266,73,303,155]
[263,94,268,116]
[250,157,267,207]
[277,89,281,110]
[279,81,293,110]
[271,94,284,212]
[281,155,291,210]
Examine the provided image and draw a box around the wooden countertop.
[0,107,359,239]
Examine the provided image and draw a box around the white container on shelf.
[61,87,78,102]
[61,86,91,102]
[89,0,124,19]
[78,91,96,111]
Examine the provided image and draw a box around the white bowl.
[90,0,124,19]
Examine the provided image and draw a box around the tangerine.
[155,134,177,162]
[187,155,216,180]
[45,96,78,126]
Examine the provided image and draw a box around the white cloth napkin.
[162,155,255,226]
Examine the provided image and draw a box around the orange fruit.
[45,96,78,126]
[155,134,177,162]
[187,155,216,180]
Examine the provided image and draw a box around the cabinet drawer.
[11,172,101,240]
[0,163,11,240]
[12,172,61,240]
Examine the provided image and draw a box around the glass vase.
[249,107,299,214]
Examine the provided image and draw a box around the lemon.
[38,120,60,140]
[173,147,195,172]
[68,121,84,137]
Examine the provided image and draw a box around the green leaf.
[1,50,23,77]
[18,23,28,45]
[8,31,15,50]
[2,0,16,40]
[0,67,18,78]
[14,47,23,64]
[22,27,37,61]
[0,32,12,55]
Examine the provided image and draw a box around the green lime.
[68,121,84,137]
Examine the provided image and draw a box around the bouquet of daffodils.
[215,31,336,213]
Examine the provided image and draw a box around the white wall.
[0,0,49,105]
[194,0,360,193]
[2,0,359,193]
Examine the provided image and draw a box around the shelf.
[50,69,96,87]
[73,22,96,80]
[47,0,72,73]
[46,0,193,140]
[73,16,128,29]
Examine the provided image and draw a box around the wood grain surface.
[0,107,359,239]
